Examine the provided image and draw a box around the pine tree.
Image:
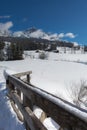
[0,42,5,60]
[7,43,23,60]
[0,42,5,50]
[13,43,23,60]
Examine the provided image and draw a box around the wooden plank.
[23,94,33,110]
[33,94,87,130]
[23,94,33,130]
[13,71,32,78]
[8,81,15,95]
[11,92,47,130]
[16,88,21,97]
[11,100,23,122]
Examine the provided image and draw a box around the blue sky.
[0,0,87,44]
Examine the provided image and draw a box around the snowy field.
[1,51,87,102]
[1,51,87,129]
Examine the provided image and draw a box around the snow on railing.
[5,70,87,130]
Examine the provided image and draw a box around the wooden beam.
[11,100,23,122]
[8,75,87,130]
[13,71,32,78]
[11,92,47,130]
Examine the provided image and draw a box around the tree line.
[0,42,23,61]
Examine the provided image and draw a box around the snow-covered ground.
[1,51,87,102]
[1,50,87,129]
[0,67,25,130]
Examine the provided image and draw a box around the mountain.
[0,28,77,45]
[0,27,77,49]
[13,27,59,41]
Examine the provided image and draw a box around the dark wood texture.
[11,92,47,130]
[6,72,87,130]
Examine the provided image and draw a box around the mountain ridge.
[12,27,60,41]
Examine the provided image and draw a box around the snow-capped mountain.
[13,28,59,41]
[0,27,76,43]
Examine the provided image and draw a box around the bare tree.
[38,51,48,60]
[69,80,87,108]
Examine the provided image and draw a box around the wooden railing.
[6,71,87,130]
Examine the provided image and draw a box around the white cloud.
[65,33,76,38]
[0,22,13,36]
[58,33,64,39]
[57,32,76,40]
[0,15,11,19]
[0,21,13,31]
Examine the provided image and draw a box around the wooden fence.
[6,71,87,130]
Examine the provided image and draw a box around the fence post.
[8,81,15,95]
[27,74,30,83]
[6,79,9,89]
[16,77,21,98]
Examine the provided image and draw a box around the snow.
[0,67,25,130]
[2,54,87,102]
[1,50,87,129]
[4,68,17,80]
[43,117,60,130]
[33,105,43,119]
